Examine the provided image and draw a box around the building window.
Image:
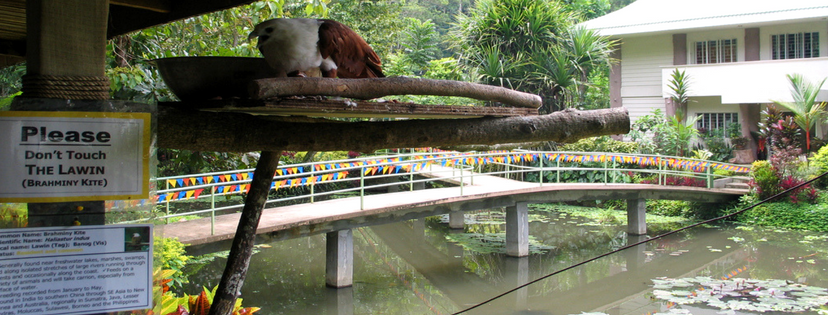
[697,113,739,132]
[771,32,820,59]
[695,39,737,64]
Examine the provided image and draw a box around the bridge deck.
[157,166,746,246]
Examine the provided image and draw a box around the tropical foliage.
[772,74,827,152]
[629,109,702,157]
[667,68,691,115]
[450,0,615,113]
[122,269,260,315]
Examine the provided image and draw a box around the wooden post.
[19,0,110,228]
[326,229,354,288]
[626,199,647,235]
[210,151,282,315]
[26,0,108,78]
[506,203,529,257]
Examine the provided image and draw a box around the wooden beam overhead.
[107,0,258,38]
[110,0,170,13]
[0,54,25,68]
[0,0,26,41]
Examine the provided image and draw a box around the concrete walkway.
[157,166,746,246]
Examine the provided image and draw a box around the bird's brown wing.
[318,20,384,78]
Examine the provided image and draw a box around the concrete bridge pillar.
[449,212,465,229]
[326,229,353,288]
[448,229,466,260]
[506,203,529,257]
[504,257,529,309]
[412,181,426,190]
[412,218,426,241]
[626,199,647,235]
[326,287,354,315]
[623,234,649,271]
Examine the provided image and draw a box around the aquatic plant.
[649,276,828,313]
[596,207,621,225]
[445,232,555,254]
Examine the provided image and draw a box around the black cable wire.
[451,171,828,314]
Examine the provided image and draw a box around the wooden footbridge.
[157,165,745,246]
[148,151,749,287]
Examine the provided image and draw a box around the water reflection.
[183,207,828,315]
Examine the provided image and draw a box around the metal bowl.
[152,57,278,101]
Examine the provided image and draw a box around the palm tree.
[772,73,827,152]
[565,26,617,106]
[667,68,691,120]
[399,18,441,75]
[450,0,615,113]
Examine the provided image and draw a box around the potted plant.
[730,136,749,150]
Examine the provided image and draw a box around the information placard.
[0,225,153,315]
[0,111,151,202]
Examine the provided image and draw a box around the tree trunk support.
[158,107,630,153]
[326,229,354,288]
[506,203,529,257]
[209,151,282,315]
[626,198,647,235]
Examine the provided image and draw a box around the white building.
[582,0,828,158]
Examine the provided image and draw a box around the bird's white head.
[248,19,280,49]
[248,18,324,49]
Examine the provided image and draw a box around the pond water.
[182,205,828,315]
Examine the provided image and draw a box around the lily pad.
[648,276,828,313]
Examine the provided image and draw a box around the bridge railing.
[111,150,750,233]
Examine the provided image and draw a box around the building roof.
[582,0,828,37]
[0,0,258,68]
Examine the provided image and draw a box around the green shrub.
[646,200,727,219]
[737,198,828,232]
[748,160,780,199]
[809,145,828,188]
[154,237,192,290]
[646,200,691,217]
[700,135,733,162]
[560,136,639,153]
[294,151,351,162]
[713,169,735,177]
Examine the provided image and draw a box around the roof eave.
[584,7,828,38]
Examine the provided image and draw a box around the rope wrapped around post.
[21,74,110,100]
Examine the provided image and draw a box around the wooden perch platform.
[162,98,538,119]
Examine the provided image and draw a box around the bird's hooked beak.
[248,31,269,48]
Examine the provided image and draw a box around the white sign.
[0,225,153,315]
[0,111,151,202]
